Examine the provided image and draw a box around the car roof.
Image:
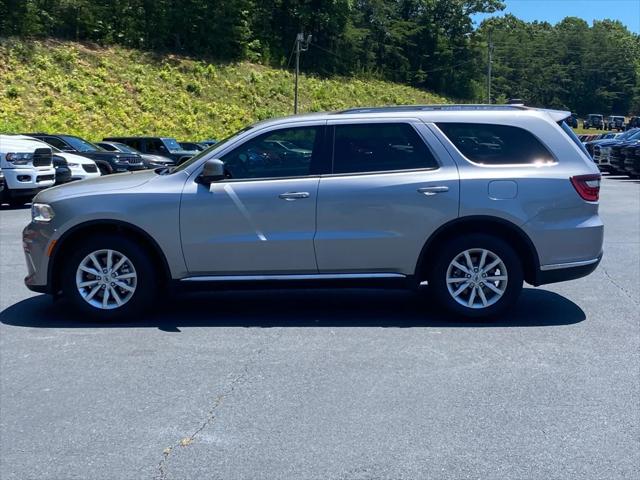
[247,105,571,130]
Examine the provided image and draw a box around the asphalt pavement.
[0,176,638,479]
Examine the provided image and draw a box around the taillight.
[570,174,601,202]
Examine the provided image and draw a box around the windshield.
[62,136,101,152]
[162,138,183,151]
[171,126,254,173]
[114,143,139,154]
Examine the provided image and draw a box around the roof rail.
[335,104,529,114]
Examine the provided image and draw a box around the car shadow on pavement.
[0,287,585,330]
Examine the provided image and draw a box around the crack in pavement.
[154,332,280,480]
[600,266,639,306]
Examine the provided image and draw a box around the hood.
[170,149,198,156]
[34,169,156,203]
[142,154,175,164]
[54,151,95,165]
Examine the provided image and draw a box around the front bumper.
[23,221,56,294]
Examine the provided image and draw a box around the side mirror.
[197,159,225,184]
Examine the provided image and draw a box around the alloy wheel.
[75,249,137,310]
[445,248,508,309]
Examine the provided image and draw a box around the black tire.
[61,234,158,320]
[97,162,112,175]
[428,234,523,319]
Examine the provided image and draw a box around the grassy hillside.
[0,39,450,142]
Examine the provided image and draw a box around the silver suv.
[23,105,603,319]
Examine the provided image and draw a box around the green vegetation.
[2,1,639,115]
[0,39,449,141]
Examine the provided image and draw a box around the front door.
[180,124,325,275]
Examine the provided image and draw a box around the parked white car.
[13,136,101,181]
[0,135,56,206]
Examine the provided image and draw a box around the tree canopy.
[1,0,638,114]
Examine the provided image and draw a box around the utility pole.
[294,33,312,114]
[487,29,493,104]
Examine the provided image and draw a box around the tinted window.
[332,123,438,174]
[147,139,166,154]
[221,126,319,179]
[97,142,117,151]
[61,136,99,152]
[43,137,70,150]
[437,123,555,165]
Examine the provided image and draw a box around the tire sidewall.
[62,234,157,320]
[429,234,524,319]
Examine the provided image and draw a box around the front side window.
[437,123,555,165]
[221,126,319,180]
[148,139,166,154]
[332,123,438,174]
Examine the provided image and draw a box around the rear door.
[314,119,460,275]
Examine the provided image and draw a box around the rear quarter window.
[437,123,555,165]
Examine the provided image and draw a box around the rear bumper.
[534,254,602,286]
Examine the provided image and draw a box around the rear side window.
[332,123,438,174]
[437,123,555,165]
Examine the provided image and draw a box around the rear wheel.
[429,234,523,319]
[62,234,157,320]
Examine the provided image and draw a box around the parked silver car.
[23,105,603,319]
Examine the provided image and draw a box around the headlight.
[67,162,80,168]
[31,203,55,223]
[5,152,33,165]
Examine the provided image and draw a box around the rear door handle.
[418,186,449,196]
[279,192,310,200]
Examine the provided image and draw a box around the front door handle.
[418,186,449,196]
[279,192,310,200]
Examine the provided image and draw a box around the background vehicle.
[52,155,72,185]
[24,105,603,321]
[14,135,100,181]
[623,144,640,177]
[592,129,640,171]
[605,116,625,131]
[583,114,604,129]
[25,134,144,175]
[610,139,640,174]
[102,136,198,164]
[179,141,207,151]
[626,117,640,130]
[96,141,175,169]
[0,135,55,206]
[567,113,578,128]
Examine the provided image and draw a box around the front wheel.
[429,234,523,319]
[62,234,158,320]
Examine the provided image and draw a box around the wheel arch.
[415,216,540,285]
[49,219,171,294]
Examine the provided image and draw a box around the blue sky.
[473,0,640,33]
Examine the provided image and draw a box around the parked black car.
[24,134,145,175]
[623,144,640,177]
[627,117,640,130]
[610,139,640,174]
[583,114,604,130]
[96,141,176,169]
[52,155,72,185]
[102,136,198,164]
